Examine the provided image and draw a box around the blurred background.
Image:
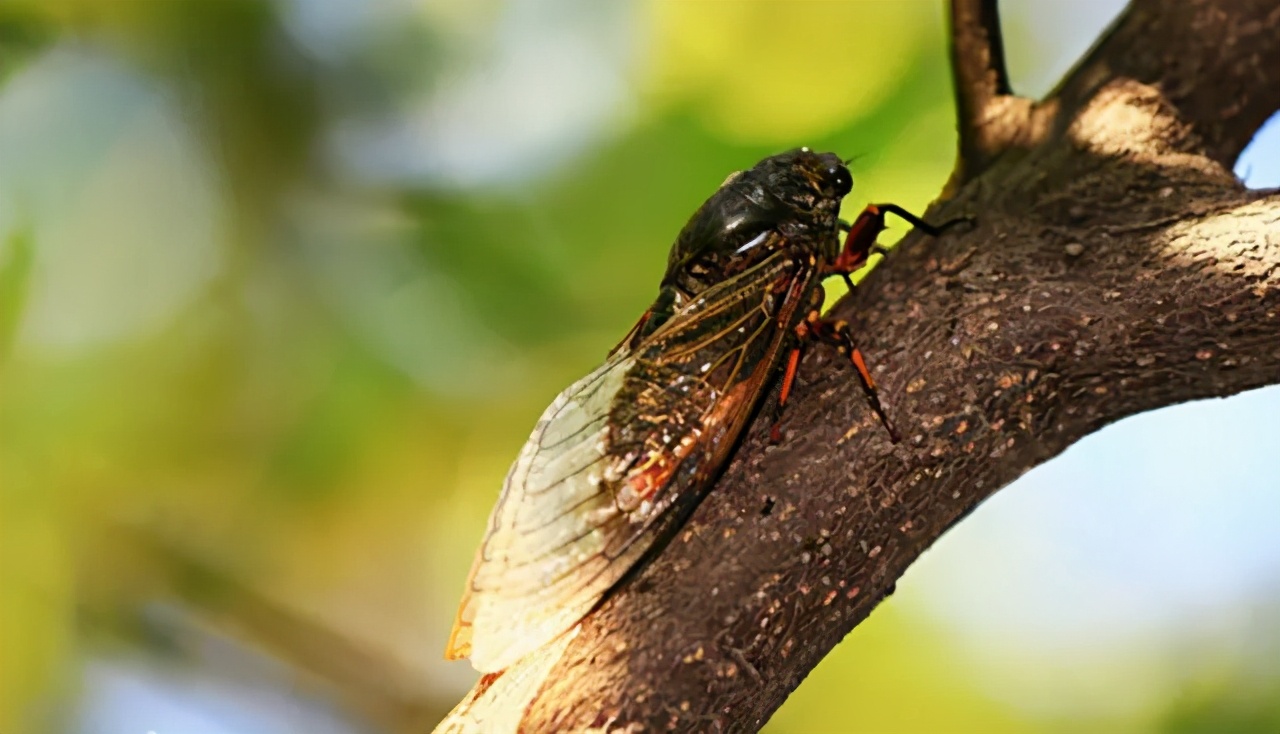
[1,1,1278,732]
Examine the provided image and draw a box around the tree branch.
[1051,0,1280,168]
[436,0,1280,730]
[951,0,1010,98]
[948,0,1021,183]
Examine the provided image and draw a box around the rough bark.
[437,0,1280,731]
[948,0,1022,185]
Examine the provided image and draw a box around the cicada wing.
[447,253,814,673]
[446,351,651,672]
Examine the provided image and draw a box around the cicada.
[446,148,959,672]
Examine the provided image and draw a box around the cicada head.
[736,147,852,221]
[663,148,852,295]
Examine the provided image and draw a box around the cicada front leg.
[810,203,971,441]
[834,203,974,288]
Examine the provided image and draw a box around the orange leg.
[833,203,973,284]
[768,345,804,444]
[849,347,876,391]
[809,318,900,443]
[833,205,887,274]
[777,346,802,406]
[767,287,826,444]
[806,204,968,441]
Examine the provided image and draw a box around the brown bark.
[437,0,1280,731]
[948,0,1022,185]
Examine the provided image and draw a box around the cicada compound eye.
[829,165,853,197]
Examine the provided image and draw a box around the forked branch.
[437,0,1280,730]
[947,0,1027,186]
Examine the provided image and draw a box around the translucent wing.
[445,350,637,672]
[447,251,814,672]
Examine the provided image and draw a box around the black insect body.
[446,149,959,672]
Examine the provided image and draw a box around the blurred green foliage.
[1,2,1277,733]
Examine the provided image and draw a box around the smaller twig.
[948,0,1019,184]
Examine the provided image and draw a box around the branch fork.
[437,1,1280,730]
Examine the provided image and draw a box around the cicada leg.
[767,345,804,444]
[765,284,826,444]
[834,203,974,287]
[808,203,970,441]
[767,309,900,445]
[771,203,970,444]
[808,317,901,443]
